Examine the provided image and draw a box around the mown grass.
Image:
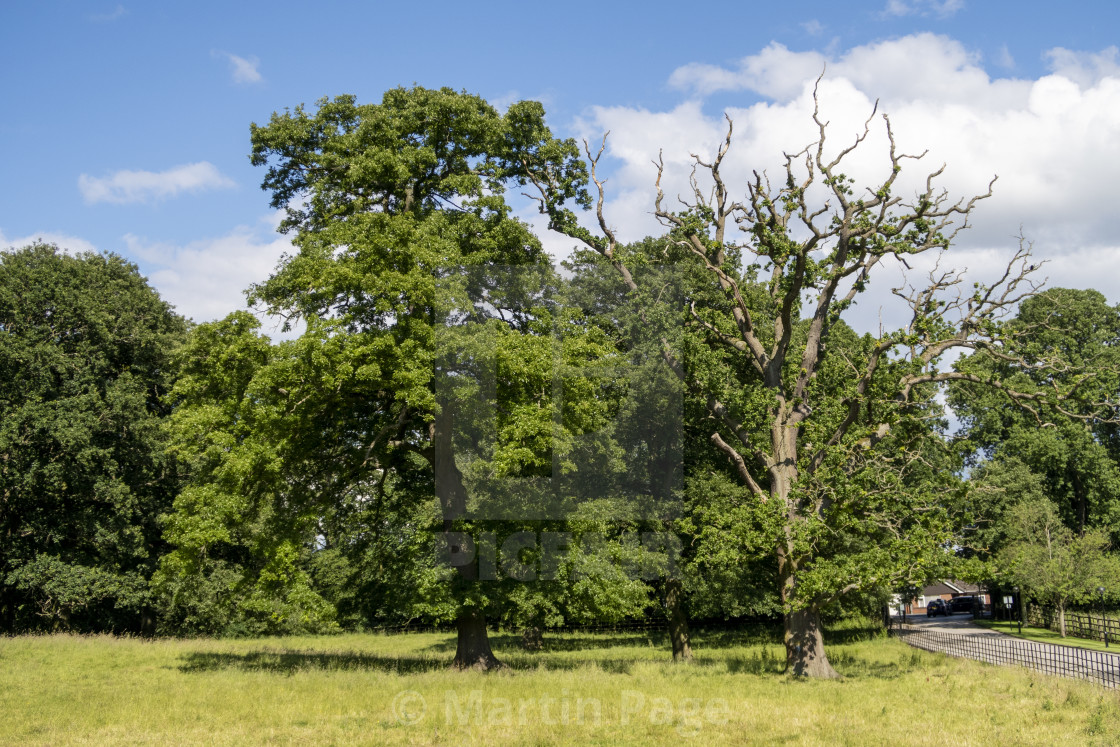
[2,623,1119,745]
[974,619,1120,654]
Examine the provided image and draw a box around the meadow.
[2,624,1119,745]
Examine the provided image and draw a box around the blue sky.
[2,1,1119,328]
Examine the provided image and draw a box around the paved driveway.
[892,612,1120,687]
[901,613,1005,636]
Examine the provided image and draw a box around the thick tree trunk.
[454,610,501,670]
[433,407,501,670]
[1059,603,1067,637]
[779,542,839,679]
[665,578,693,662]
[784,606,839,678]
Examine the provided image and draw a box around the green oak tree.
[155,312,407,636]
[161,86,662,666]
[0,243,187,633]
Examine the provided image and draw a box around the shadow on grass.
[823,624,888,645]
[178,649,639,675]
[691,625,783,648]
[422,632,666,655]
[179,650,448,675]
[178,622,895,678]
[178,647,907,680]
[695,651,786,675]
[419,625,786,655]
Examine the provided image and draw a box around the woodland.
[2,85,1118,680]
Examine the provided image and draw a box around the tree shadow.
[825,650,909,680]
[179,650,448,675]
[176,622,889,678]
[697,652,787,675]
[690,625,783,648]
[178,648,637,675]
[421,632,665,654]
[823,625,888,645]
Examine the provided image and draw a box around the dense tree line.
[2,87,1118,672]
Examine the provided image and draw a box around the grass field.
[2,624,1119,745]
[974,619,1120,654]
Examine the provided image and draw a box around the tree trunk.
[520,625,544,651]
[433,407,501,670]
[665,577,693,662]
[140,608,156,638]
[779,542,839,678]
[454,610,501,670]
[1059,603,1067,638]
[784,606,839,678]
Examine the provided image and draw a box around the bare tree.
[519,79,1097,677]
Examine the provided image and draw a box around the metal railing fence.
[890,625,1120,689]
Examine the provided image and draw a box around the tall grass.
[1,624,1117,745]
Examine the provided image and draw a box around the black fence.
[1027,606,1120,645]
[890,625,1120,689]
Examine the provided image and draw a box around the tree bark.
[520,625,544,651]
[664,577,693,662]
[1059,603,1067,638]
[433,406,501,670]
[779,542,839,679]
[454,610,501,670]
[784,606,838,679]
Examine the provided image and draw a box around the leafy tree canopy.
[0,243,187,632]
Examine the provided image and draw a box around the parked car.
[926,599,948,617]
[949,596,977,614]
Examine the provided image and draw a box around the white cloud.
[123,219,294,325]
[78,162,235,205]
[213,51,263,85]
[802,19,824,37]
[2,221,297,333]
[882,0,964,18]
[0,229,99,255]
[669,35,1016,108]
[1045,46,1120,89]
[669,42,828,100]
[561,33,1120,334]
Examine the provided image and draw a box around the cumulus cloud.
[564,33,1120,333]
[123,219,293,324]
[213,51,263,85]
[1045,46,1120,89]
[669,42,828,100]
[78,162,235,205]
[1,221,296,332]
